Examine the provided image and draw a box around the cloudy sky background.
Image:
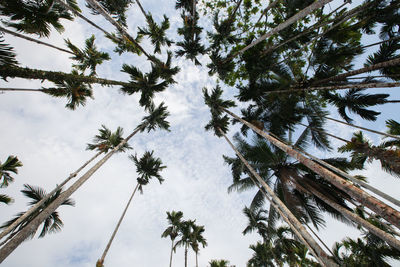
[1,0,400,266]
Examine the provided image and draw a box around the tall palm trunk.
[135,0,147,17]
[313,58,400,85]
[0,26,73,54]
[0,126,145,263]
[0,88,42,92]
[225,0,332,62]
[299,148,400,208]
[54,0,119,42]
[361,35,400,49]
[297,122,350,143]
[97,183,140,266]
[169,239,174,267]
[195,251,198,267]
[85,0,154,63]
[305,224,335,258]
[222,108,400,229]
[218,128,337,267]
[0,151,102,241]
[325,116,400,140]
[264,82,400,95]
[252,0,281,29]
[0,66,130,87]
[303,183,400,250]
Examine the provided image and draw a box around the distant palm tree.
[120,64,168,109]
[0,103,170,263]
[138,14,173,54]
[0,156,22,205]
[190,224,207,267]
[65,35,110,76]
[0,184,74,242]
[150,51,180,85]
[86,0,132,26]
[162,210,184,267]
[209,259,230,267]
[97,151,166,267]
[0,37,19,67]
[175,219,195,267]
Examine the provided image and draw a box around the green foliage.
[138,14,173,54]
[136,102,171,133]
[65,35,111,76]
[0,184,74,238]
[86,125,132,153]
[0,155,22,188]
[0,36,18,67]
[86,0,132,26]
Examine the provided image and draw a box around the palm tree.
[0,0,77,37]
[209,259,230,267]
[0,156,22,205]
[0,65,130,87]
[0,184,74,243]
[1,70,93,110]
[138,14,173,54]
[339,131,400,178]
[382,119,400,149]
[242,206,269,241]
[150,51,180,85]
[0,103,170,263]
[247,241,277,267]
[120,64,168,109]
[190,224,207,267]
[203,114,335,267]
[203,85,400,229]
[97,151,166,267]
[65,35,110,76]
[0,125,131,241]
[174,219,196,267]
[162,211,184,267]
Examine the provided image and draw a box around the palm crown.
[86,125,133,153]
[161,210,184,241]
[129,151,166,193]
[136,102,171,133]
[138,14,173,54]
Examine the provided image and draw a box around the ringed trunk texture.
[226,0,333,61]
[99,183,140,263]
[219,129,337,267]
[265,82,400,95]
[298,149,400,208]
[85,0,154,63]
[305,184,400,250]
[325,116,400,141]
[0,66,130,87]
[313,58,400,85]
[0,26,73,54]
[0,151,102,241]
[0,126,144,263]
[54,0,119,42]
[223,108,400,230]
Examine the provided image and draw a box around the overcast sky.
[1,0,400,266]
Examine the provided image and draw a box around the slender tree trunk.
[225,0,333,62]
[353,144,400,175]
[0,66,130,87]
[0,126,145,263]
[219,128,337,267]
[195,251,198,267]
[223,108,400,229]
[135,0,147,18]
[184,244,188,267]
[53,0,119,43]
[0,151,102,242]
[386,100,400,103]
[298,148,400,208]
[261,0,356,56]
[98,183,140,265]
[253,0,281,28]
[325,116,400,140]
[298,122,350,143]
[304,184,400,250]
[85,0,155,63]
[227,0,243,23]
[169,239,174,267]
[313,58,400,85]
[0,26,73,54]
[0,88,43,92]
[264,82,400,95]
[305,224,335,258]
[361,35,400,49]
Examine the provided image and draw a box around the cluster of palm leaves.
[161,210,207,267]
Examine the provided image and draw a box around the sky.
[0,0,400,266]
